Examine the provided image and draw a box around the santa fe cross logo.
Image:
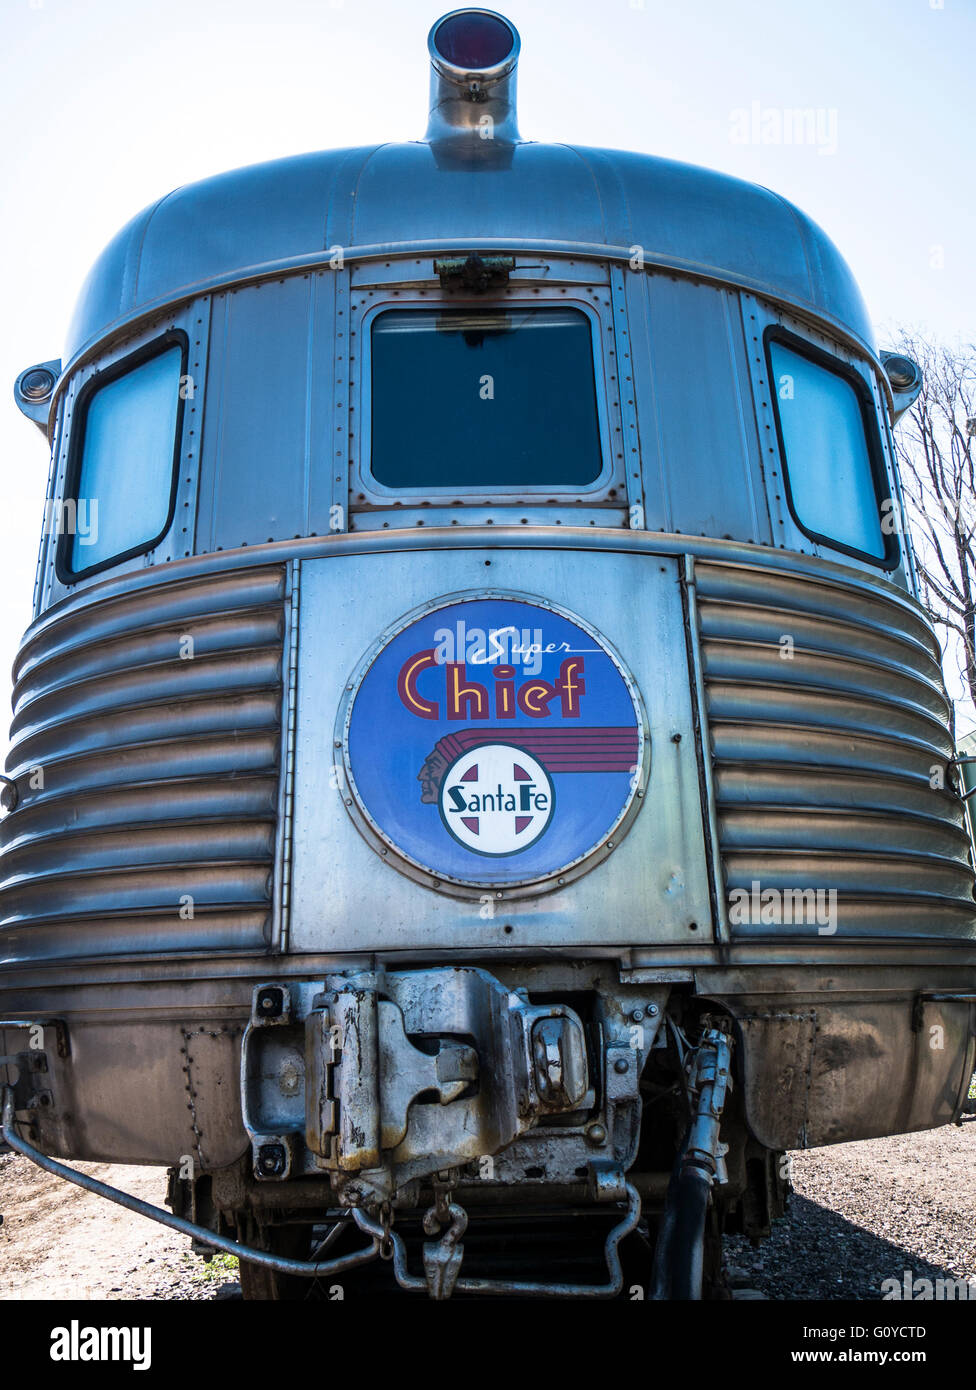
[438,743,555,855]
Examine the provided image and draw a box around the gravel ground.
[2,1121,973,1300]
[0,1152,239,1300]
[724,1118,976,1299]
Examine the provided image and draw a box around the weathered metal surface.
[731,995,976,1149]
[241,965,656,1202]
[693,556,976,941]
[34,262,908,618]
[289,547,708,950]
[3,965,972,1164]
[59,137,875,383]
[0,565,287,964]
[3,532,974,973]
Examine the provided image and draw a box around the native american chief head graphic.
[417,727,640,803]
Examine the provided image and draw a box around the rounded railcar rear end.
[2,9,973,1299]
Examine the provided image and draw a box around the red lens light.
[433,12,513,70]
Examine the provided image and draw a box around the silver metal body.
[3,10,974,1292]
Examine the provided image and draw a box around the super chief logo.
[398,649,586,722]
[343,598,646,889]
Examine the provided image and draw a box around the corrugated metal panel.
[695,558,976,940]
[0,566,286,964]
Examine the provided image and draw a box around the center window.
[369,306,603,489]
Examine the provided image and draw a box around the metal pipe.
[0,1087,379,1280]
[309,1219,348,1260]
[669,1166,711,1301]
[656,1029,733,1301]
[648,1124,691,1300]
[355,1182,641,1298]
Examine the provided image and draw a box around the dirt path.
[2,1122,973,1300]
[0,1153,237,1300]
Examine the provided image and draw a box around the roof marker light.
[425,10,522,143]
[429,9,519,84]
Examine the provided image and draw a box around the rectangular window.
[766,333,893,565]
[370,307,603,490]
[60,337,185,580]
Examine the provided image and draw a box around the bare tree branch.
[894,332,976,713]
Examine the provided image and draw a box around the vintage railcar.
[2,10,974,1300]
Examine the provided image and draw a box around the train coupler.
[240,965,666,1207]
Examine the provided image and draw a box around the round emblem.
[439,743,555,855]
[338,594,647,895]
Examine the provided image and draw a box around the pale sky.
[1,0,973,737]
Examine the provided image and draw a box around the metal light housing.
[425,9,522,142]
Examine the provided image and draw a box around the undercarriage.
[160,963,790,1300]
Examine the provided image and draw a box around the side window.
[766,334,894,566]
[58,337,186,580]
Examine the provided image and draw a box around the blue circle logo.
[339,595,647,893]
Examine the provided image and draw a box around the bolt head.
[256,1142,287,1177]
[256,986,285,1019]
[585,1123,607,1147]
